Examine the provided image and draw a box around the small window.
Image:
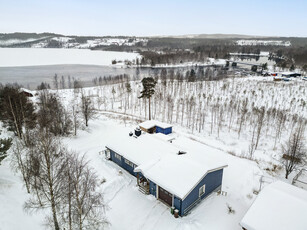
[105,149,111,159]
[199,184,206,197]
[114,153,122,160]
[124,159,134,168]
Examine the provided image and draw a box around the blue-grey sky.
[0,0,306,37]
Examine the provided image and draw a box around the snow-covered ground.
[0,36,148,49]
[0,76,306,229]
[0,115,273,230]
[74,38,148,49]
[0,48,141,67]
[229,51,269,57]
[0,37,51,46]
[236,40,291,46]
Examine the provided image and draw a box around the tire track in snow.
[136,202,169,230]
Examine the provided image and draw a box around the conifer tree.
[139,77,157,120]
[0,85,36,139]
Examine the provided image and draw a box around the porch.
[137,174,150,195]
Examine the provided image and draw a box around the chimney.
[178,151,187,155]
[135,127,141,137]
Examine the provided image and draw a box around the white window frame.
[105,149,111,159]
[199,184,206,197]
[124,159,134,168]
[114,153,122,160]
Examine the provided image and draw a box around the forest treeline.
[84,72,307,175]
[140,45,307,69]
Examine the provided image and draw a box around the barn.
[139,120,172,135]
[240,181,307,230]
[105,129,227,216]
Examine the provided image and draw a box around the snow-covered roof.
[240,181,307,230]
[106,133,180,166]
[139,120,172,129]
[152,133,175,142]
[106,132,227,199]
[19,88,34,95]
[135,153,226,199]
[281,72,299,75]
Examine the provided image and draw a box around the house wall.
[108,148,137,177]
[156,126,172,135]
[149,180,156,197]
[173,196,182,214]
[181,169,224,216]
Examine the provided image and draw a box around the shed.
[240,181,307,230]
[138,120,157,133]
[139,120,173,135]
[155,121,172,135]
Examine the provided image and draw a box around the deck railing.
[138,182,150,195]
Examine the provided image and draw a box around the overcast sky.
[0,0,306,37]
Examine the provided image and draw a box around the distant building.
[281,72,301,78]
[19,88,34,97]
[104,126,227,216]
[240,181,307,230]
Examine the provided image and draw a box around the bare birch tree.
[24,131,67,230]
[281,122,306,179]
[81,93,95,127]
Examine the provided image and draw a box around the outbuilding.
[240,181,307,230]
[139,120,173,135]
[105,130,227,216]
[281,72,301,78]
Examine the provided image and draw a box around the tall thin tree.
[139,77,157,120]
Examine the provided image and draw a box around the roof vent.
[129,132,133,137]
[178,151,187,155]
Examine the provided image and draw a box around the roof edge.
[182,165,228,200]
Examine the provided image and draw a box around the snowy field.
[0,48,140,67]
[0,36,148,49]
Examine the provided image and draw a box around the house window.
[114,153,121,160]
[199,184,206,197]
[105,149,111,159]
[124,159,134,168]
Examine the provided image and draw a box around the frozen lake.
[0,48,146,89]
[0,64,156,89]
[0,48,205,89]
[0,48,141,67]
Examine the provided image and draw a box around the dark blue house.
[105,131,227,217]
